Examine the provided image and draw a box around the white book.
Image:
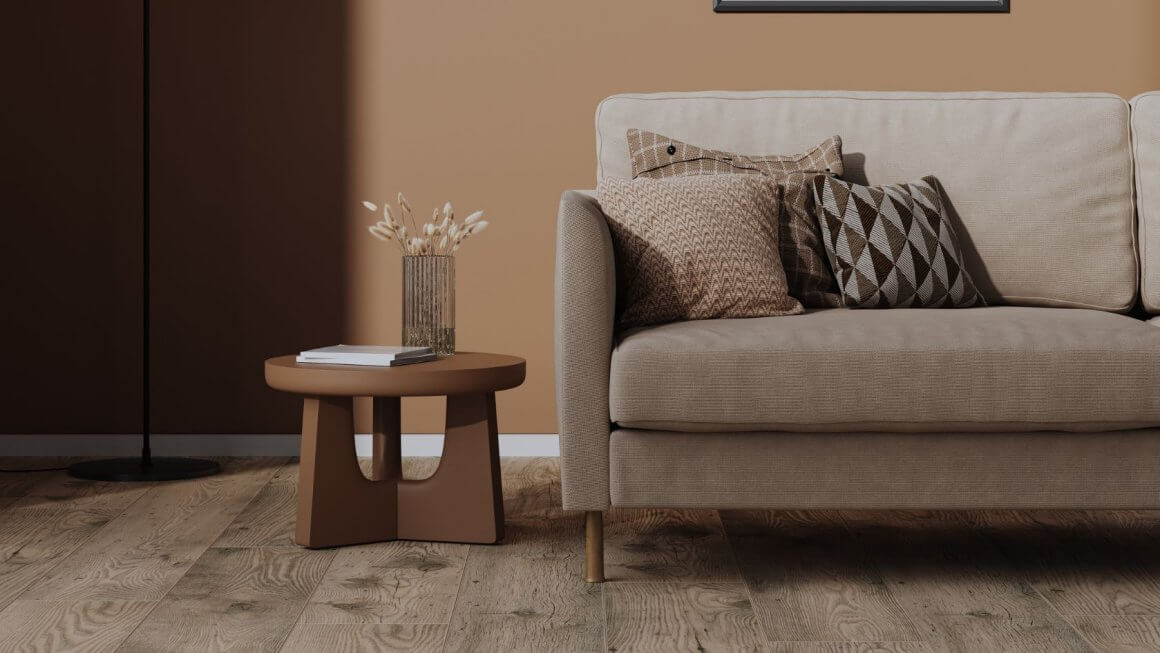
[296,344,433,367]
[295,351,438,367]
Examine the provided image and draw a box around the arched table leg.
[296,396,398,548]
[397,392,504,543]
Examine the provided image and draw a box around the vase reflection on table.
[364,192,489,358]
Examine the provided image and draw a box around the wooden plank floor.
[1,458,1160,652]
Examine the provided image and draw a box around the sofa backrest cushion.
[596,91,1137,312]
[1134,92,1160,313]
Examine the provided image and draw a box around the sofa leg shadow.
[584,510,604,583]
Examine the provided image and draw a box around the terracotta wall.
[346,0,1159,434]
[3,0,1157,435]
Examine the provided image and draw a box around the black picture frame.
[714,0,1009,12]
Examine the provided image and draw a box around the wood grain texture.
[19,472,154,509]
[721,510,918,643]
[280,623,446,652]
[118,546,333,653]
[978,510,1160,617]
[399,457,442,480]
[1068,615,1160,652]
[22,458,282,601]
[0,472,54,497]
[214,462,299,547]
[924,612,1095,652]
[604,582,764,652]
[768,642,933,653]
[0,481,149,611]
[153,546,332,602]
[5,462,1160,652]
[301,541,467,624]
[842,511,1092,652]
[501,456,560,520]
[442,516,602,652]
[0,458,72,496]
[0,503,120,613]
[0,600,154,653]
[605,508,739,582]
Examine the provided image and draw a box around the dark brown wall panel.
[148,0,346,433]
[0,1,144,434]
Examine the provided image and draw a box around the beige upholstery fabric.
[597,176,802,328]
[610,307,1160,432]
[627,130,844,308]
[555,190,613,510]
[1134,92,1160,312]
[597,91,1137,311]
[609,428,1160,509]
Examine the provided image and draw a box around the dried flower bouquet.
[364,193,489,255]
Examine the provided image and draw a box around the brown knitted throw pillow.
[597,175,803,329]
[627,129,844,308]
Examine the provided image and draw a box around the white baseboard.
[0,434,560,458]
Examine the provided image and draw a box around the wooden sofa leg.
[584,510,605,583]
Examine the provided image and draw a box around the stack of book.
[295,345,436,367]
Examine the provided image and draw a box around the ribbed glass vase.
[402,255,455,356]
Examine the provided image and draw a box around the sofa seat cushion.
[610,307,1160,433]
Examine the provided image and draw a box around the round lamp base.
[68,457,221,482]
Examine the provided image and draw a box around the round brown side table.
[264,352,525,548]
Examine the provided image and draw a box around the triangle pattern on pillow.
[811,175,986,309]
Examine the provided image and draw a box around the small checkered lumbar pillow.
[627,129,844,309]
[812,175,985,308]
[597,175,804,329]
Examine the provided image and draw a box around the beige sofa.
[556,91,1160,582]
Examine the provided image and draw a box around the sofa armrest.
[555,190,615,511]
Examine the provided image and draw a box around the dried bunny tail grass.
[366,194,489,255]
[398,192,417,233]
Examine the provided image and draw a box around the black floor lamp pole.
[69,0,219,482]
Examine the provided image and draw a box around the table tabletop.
[265,352,525,397]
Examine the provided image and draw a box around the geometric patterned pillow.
[627,129,844,308]
[811,175,986,308]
